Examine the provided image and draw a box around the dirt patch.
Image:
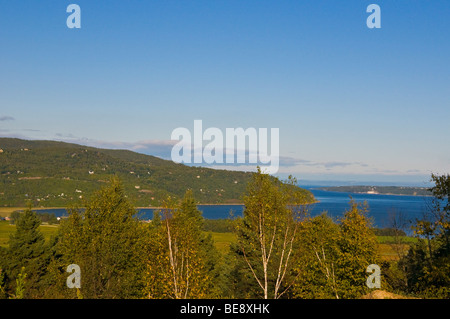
[360,290,413,299]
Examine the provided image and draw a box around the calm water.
[304,188,430,228]
[33,187,432,230]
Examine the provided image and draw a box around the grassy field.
[0,207,25,218]
[0,219,416,262]
[207,231,237,254]
[0,220,238,252]
[376,236,418,244]
[0,220,59,248]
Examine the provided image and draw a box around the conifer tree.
[336,200,379,298]
[5,207,49,298]
[54,177,148,298]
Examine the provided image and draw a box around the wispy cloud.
[278,158,369,169]
[278,156,312,167]
[0,116,14,121]
[52,134,177,159]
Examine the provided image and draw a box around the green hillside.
[0,138,315,207]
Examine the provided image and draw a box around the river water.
[34,187,432,230]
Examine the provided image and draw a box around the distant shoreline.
[315,186,433,197]
[135,204,245,210]
[3,202,332,217]
[0,204,246,216]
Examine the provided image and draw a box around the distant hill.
[317,185,432,196]
[0,138,315,207]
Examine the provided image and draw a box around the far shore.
[0,204,245,217]
[0,201,323,218]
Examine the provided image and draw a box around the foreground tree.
[232,168,310,299]
[52,177,148,298]
[1,207,50,298]
[144,190,218,298]
[336,200,380,298]
[292,213,341,299]
[427,173,450,248]
[401,173,450,298]
[292,201,379,299]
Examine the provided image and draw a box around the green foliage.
[0,267,6,299]
[335,200,380,298]
[292,203,380,299]
[9,211,21,225]
[9,211,60,226]
[203,219,234,233]
[0,220,60,250]
[13,267,27,299]
[2,159,448,299]
[373,228,407,237]
[50,177,148,298]
[1,207,52,298]
[397,173,450,298]
[36,212,59,225]
[376,235,417,244]
[232,169,309,299]
[144,190,220,298]
[293,213,342,299]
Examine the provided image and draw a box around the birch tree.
[234,168,309,299]
[145,190,217,299]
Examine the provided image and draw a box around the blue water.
[304,188,430,228]
[33,188,432,230]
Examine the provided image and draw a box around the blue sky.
[1,0,449,184]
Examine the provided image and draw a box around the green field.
[0,220,238,253]
[207,231,237,254]
[0,219,416,261]
[376,235,418,244]
[0,207,25,218]
[0,220,59,248]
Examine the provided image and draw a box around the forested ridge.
[0,138,314,207]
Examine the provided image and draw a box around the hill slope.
[0,138,314,207]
